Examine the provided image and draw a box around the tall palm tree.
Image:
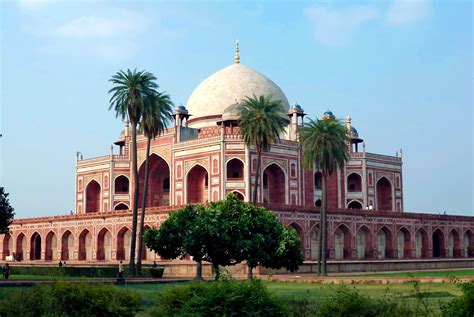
[238,94,286,279]
[109,69,158,276]
[137,91,173,275]
[299,115,349,276]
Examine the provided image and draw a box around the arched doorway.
[187,165,209,204]
[85,180,101,213]
[448,230,460,258]
[61,230,74,261]
[376,177,392,211]
[114,203,129,211]
[139,154,171,207]
[78,229,93,261]
[310,226,320,260]
[16,233,26,261]
[396,228,411,259]
[30,232,42,260]
[262,163,286,205]
[97,228,112,261]
[415,229,429,258]
[348,200,363,209]
[114,175,129,194]
[117,227,132,261]
[347,173,362,192]
[289,223,304,256]
[226,158,244,180]
[2,234,12,260]
[464,230,473,257]
[432,229,445,258]
[377,226,393,259]
[334,225,352,260]
[356,226,372,259]
[45,231,57,261]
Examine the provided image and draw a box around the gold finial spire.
[234,40,240,64]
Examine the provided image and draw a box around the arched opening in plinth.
[97,228,112,261]
[45,231,57,261]
[334,224,352,260]
[114,175,129,194]
[347,173,362,192]
[117,227,132,261]
[114,203,129,211]
[376,177,392,211]
[187,165,209,204]
[61,230,74,261]
[396,227,411,259]
[432,229,445,258]
[2,233,12,260]
[348,200,363,210]
[310,226,320,260]
[231,191,244,200]
[30,232,42,260]
[415,228,429,259]
[139,154,171,207]
[226,158,244,180]
[289,223,304,255]
[262,163,286,205]
[78,229,92,261]
[463,230,474,257]
[448,229,460,258]
[140,225,154,261]
[377,226,393,259]
[85,180,101,213]
[16,233,26,261]
[356,226,372,259]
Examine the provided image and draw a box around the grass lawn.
[339,268,474,278]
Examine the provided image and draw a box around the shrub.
[0,282,142,317]
[149,267,164,278]
[441,281,474,317]
[9,265,164,278]
[152,279,286,316]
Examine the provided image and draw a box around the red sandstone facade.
[1,59,473,267]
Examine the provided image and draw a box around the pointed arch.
[262,163,287,205]
[310,225,320,260]
[463,229,474,257]
[114,175,130,194]
[2,233,12,260]
[356,225,372,259]
[432,228,446,258]
[347,172,362,192]
[448,229,461,258]
[16,232,26,261]
[85,179,101,213]
[226,158,244,180]
[114,203,129,211]
[347,200,363,209]
[97,228,112,261]
[376,177,392,211]
[288,222,304,253]
[334,224,352,260]
[231,190,245,200]
[117,226,132,261]
[396,227,411,259]
[45,231,57,261]
[186,164,209,204]
[415,228,429,258]
[30,232,42,260]
[78,229,93,261]
[139,153,171,207]
[61,230,74,261]
[376,226,393,259]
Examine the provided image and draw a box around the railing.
[365,152,402,162]
[76,155,110,165]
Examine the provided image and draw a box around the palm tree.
[136,91,173,275]
[299,115,349,276]
[109,69,158,276]
[238,94,286,279]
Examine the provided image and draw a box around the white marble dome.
[186,63,289,126]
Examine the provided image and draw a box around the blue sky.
[1,0,472,218]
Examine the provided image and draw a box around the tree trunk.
[247,263,253,280]
[137,137,151,276]
[213,263,220,281]
[321,172,328,276]
[195,259,203,281]
[318,212,323,275]
[252,150,262,205]
[129,121,139,276]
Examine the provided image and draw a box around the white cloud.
[386,0,431,26]
[304,5,379,46]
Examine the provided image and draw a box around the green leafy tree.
[0,187,15,234]
[109,69,158,275]
[238,95,286,205]
[299,116,349,275]
[137,91,173,275]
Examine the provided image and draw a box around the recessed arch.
[415,228,429,258]
[310,225,320,260]
[433,228,446,258]
[463,230,474,257]
[2,233,12,260]
[226,158,244,180]
[347,200,363,210]
[16,232,26,261]
[356,225,372,259]
[139,154,171,207]
[114,175,130,194]
[45,231,57,261]
[85,179,101,213]
[114,203,129,211]
[262,163,287,205]
[186,163,209,204]
[117,226,132,261]
[61,230,74,261]
[288,222,304,254]
[30,232,42,260]
[376,177,392,211]
[334,224,352,260]
[396,227,411,259]
[448,229,461,258]
[376,226,393,259]
[347,172,362,192]
[97,228,112,261]
[230,190,245,200]
[78,229,93,261]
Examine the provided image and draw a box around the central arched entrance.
[45,231,57,261]
[262,163,286,205]
[187,165,209,204]
[61,230,74,261]
[376,177,392,211]
[30,232,42,260]
[85,180,101,213]
[432,229,445,258]
[139,154,171,207]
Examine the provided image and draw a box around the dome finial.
[235,40,240,64]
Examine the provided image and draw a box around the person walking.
[117,260,125,285]
[2,263,10,279]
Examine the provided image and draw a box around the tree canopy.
[0,187,15,234]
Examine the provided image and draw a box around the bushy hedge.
[152,279,286,316]
[441,281,474,317]
[10,266,164,278]
[0,282,142,317]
